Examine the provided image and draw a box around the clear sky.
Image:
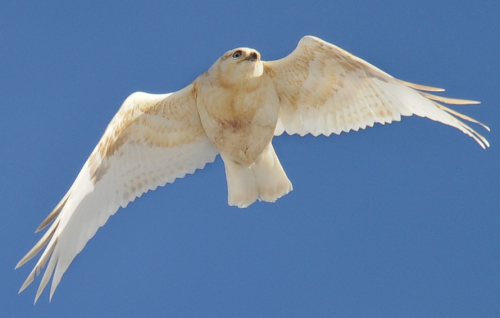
[2,1,499,317]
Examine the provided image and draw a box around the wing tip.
[402,80,490,147]
[399,79,445,92]
[18,270,35,294]
[17,218,60,270]
[422,92,481,106]
[36,192,70,233]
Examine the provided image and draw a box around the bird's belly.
[212,116,275,165]
[197,86,280,165]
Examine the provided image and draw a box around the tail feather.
[223,158,259,208]
[253,143,293,203]
[222,143,292,208]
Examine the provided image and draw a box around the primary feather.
[17,36,489,303]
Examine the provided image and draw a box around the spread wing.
[265,36,489,148]
[16,85,219,303]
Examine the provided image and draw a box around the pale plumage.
[17,36,489,303]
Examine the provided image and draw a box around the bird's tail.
[222,143,292,208]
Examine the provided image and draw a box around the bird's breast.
[196,75,280,165]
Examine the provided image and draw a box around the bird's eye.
[232,50,242,59]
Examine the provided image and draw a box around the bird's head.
[212,48,264,85]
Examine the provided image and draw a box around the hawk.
[17,36,489,302]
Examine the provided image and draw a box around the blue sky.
[2,1,499,317]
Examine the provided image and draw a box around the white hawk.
[17,36,489,303]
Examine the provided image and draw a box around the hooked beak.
[243,52,259,62]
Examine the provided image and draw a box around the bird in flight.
[16,36,489,303]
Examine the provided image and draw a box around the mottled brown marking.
[89,86,206,184]
[220,118,244,131]
[377,108,387,118]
